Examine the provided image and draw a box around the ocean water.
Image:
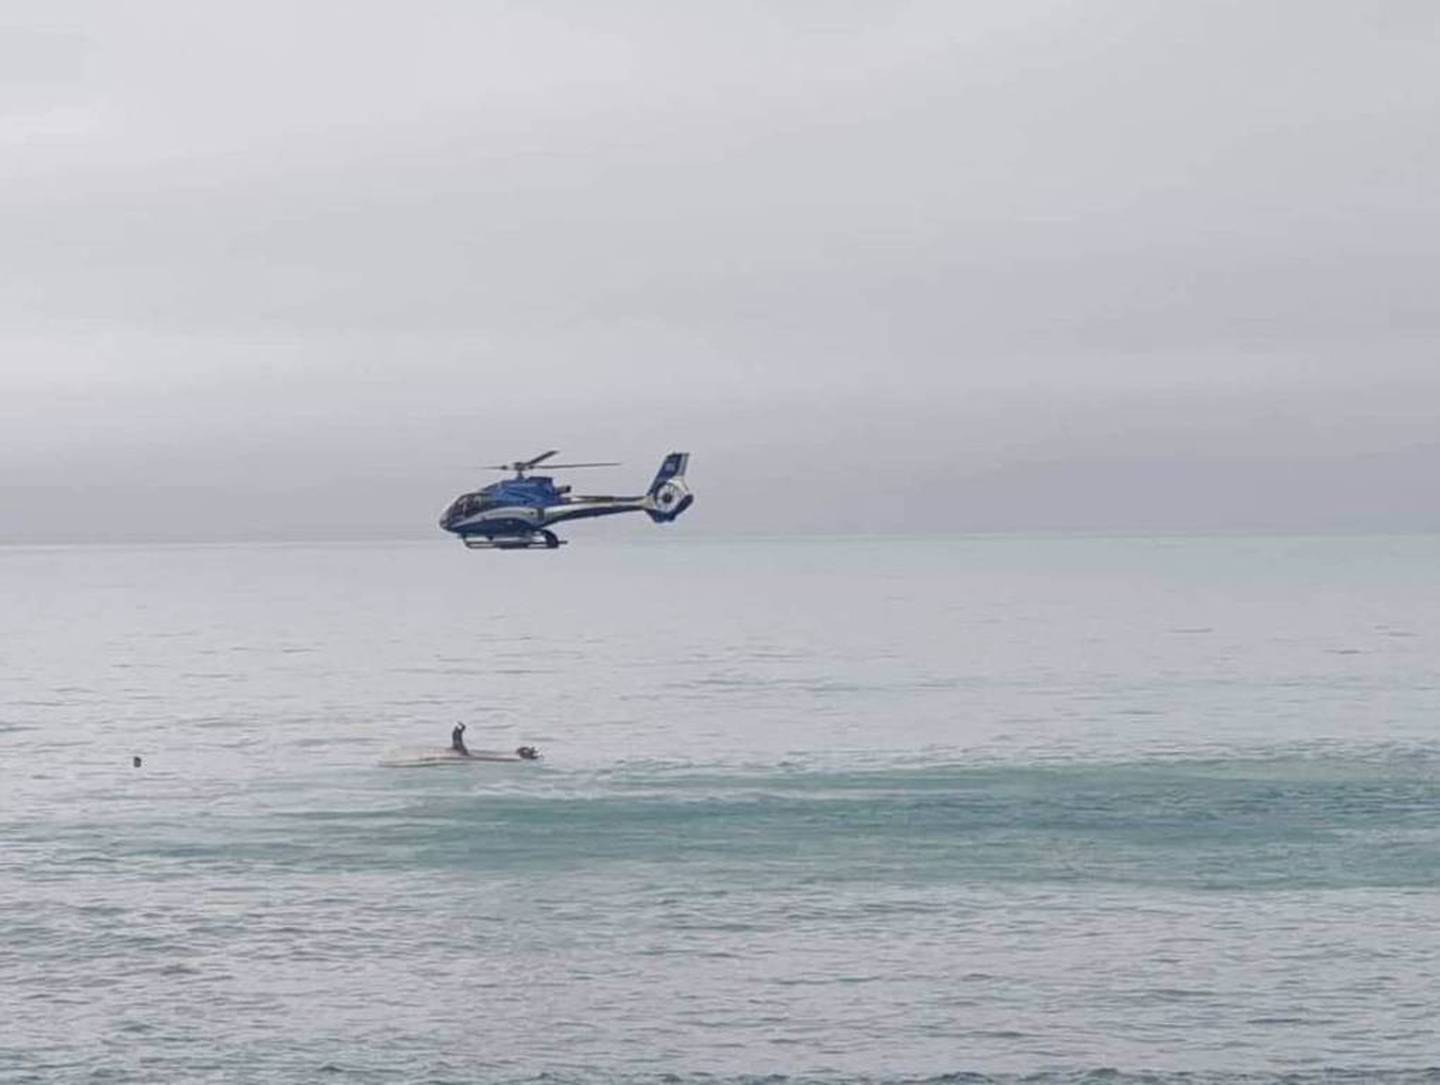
[2,534,1439,1084]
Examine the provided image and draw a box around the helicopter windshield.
[447,494,491,521]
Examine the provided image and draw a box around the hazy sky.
[3,1,1438,539]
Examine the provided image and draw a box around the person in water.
[451,722,469,756]
[516,745,539,761]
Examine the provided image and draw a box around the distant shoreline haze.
[3,441,1438,543]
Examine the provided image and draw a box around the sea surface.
[2,535,1439,1084]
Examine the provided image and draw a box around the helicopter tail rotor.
[645,452,693,523]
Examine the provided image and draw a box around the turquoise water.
[2,536,1439,1083]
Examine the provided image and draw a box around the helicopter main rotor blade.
[479,453,618,473]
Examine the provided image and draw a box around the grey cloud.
[2,1,1438,540]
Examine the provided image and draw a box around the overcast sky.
[3,1,1438,540]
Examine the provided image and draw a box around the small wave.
[433,1068,1440,1085]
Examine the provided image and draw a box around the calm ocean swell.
[3,538,1439,1081]
[19,754,1438,887]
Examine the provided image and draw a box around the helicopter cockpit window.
[448,496,482,520]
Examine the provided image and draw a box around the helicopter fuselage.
[438,454,692,549]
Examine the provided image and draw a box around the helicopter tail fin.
[645,453,693,523]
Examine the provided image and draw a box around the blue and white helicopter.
[439,451,694,549]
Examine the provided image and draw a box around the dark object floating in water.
[132,755,142,768]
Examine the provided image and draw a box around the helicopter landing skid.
[462,531,565,551]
